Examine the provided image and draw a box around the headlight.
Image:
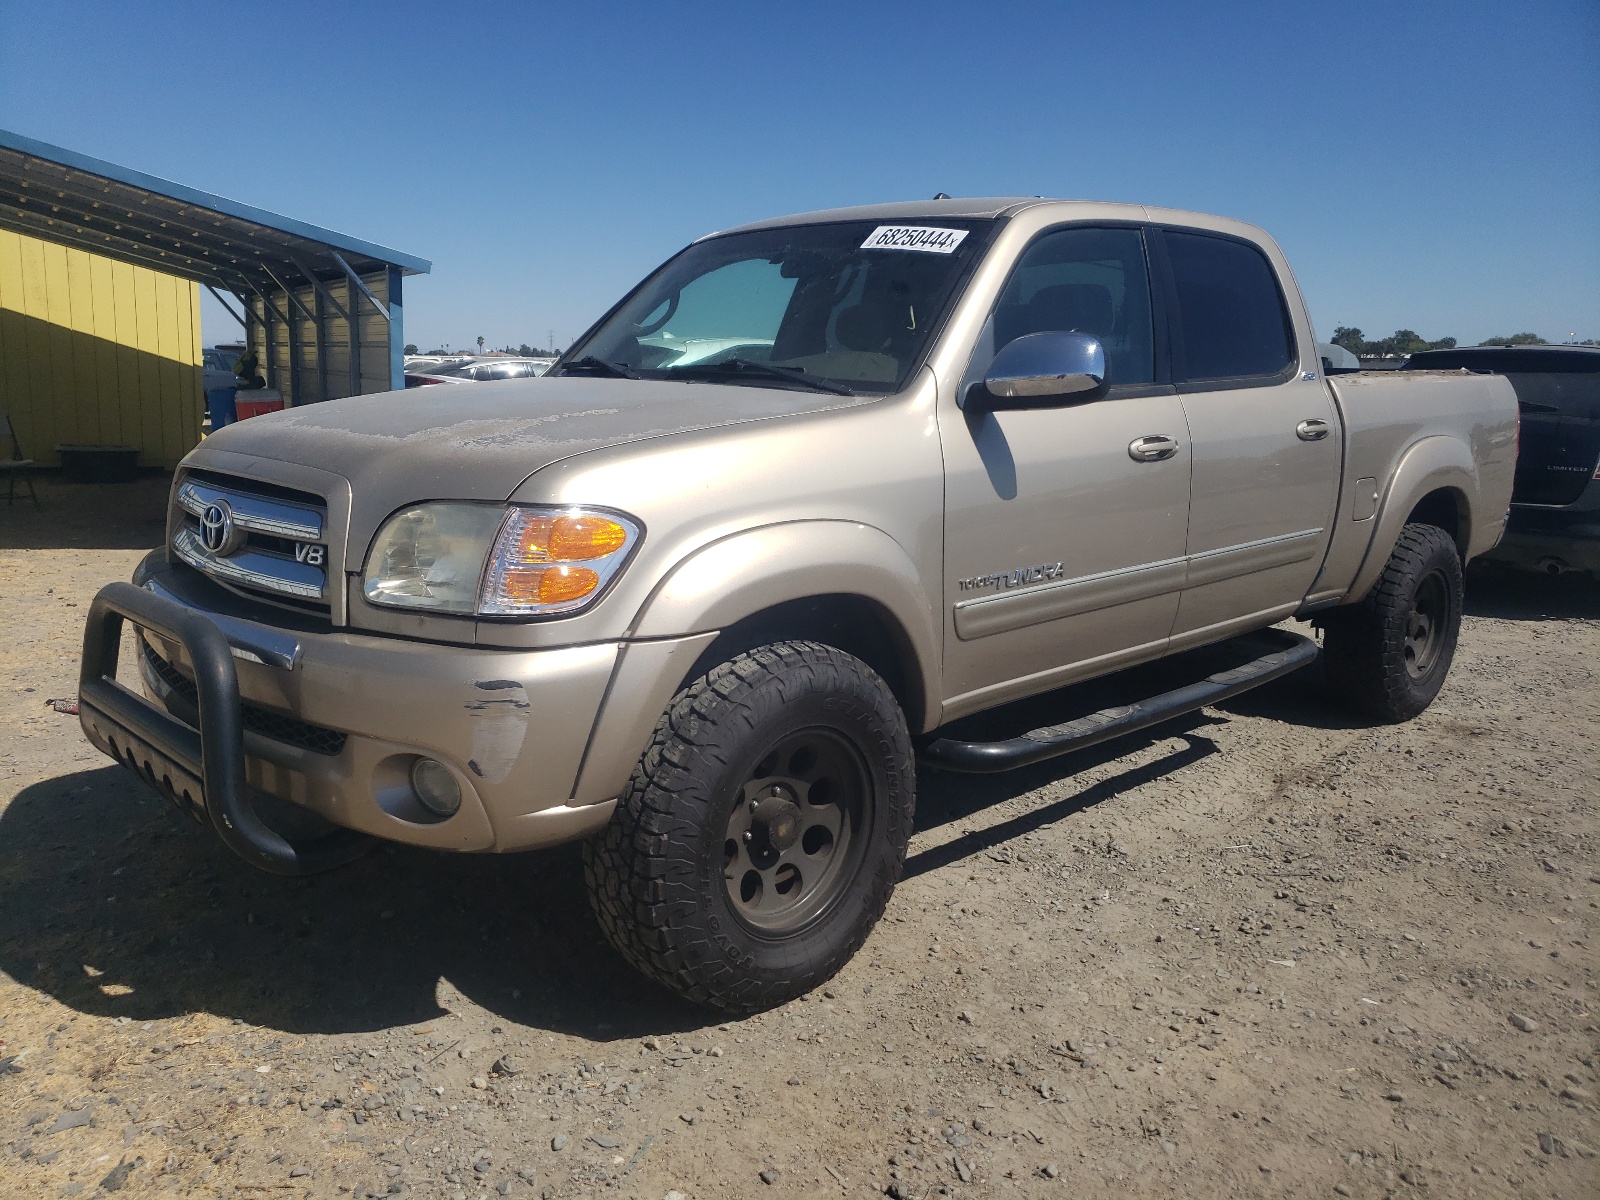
[363,503,504,613]
[362,503,640,618]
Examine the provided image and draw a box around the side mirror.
[975,331,1107,411]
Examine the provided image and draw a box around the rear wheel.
[1322,522,1464,722]
[584,641,915,1011]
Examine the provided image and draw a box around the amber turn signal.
[550,515,629,560]
[535,565,600,604]
[508,514,629,563]
[494,564,601,606]
[479,506,640,616]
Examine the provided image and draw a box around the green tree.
[1332,327,1458,356]
[1481,332,1548,346]
[1385,330,1431,355]
[404,343,418,355]
[1332,326,1367,355]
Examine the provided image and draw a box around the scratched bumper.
[129,555,620,853]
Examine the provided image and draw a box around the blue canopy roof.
[0,127,429,291]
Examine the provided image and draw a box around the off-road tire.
[583,641,915,1011]
[1322,522,1464,722]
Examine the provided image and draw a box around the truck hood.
[192,377,861,542]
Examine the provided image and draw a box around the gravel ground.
[0,475,1596,1200]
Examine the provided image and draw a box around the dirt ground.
[1,474,1596,1200]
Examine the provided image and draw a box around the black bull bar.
[78,581,366,876]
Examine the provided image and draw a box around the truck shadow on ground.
[1464,563,1600,621]
[906,650,1368,879]
[905,723,1221,880]
[0,645,1364,1041]
[0,735,1214,1043]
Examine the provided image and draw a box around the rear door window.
[1162,230,1294,383]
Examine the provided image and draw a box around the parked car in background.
[202,344,245,393]
[432,357,555,381]
[404,357,554,387]
[404,354,475,374]
[403,370,474,388]
[1405,344,1600,577]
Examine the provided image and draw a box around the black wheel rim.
[1404,569,1450,679]
[721,728,870,935]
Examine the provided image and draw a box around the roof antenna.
[932,192,951,200]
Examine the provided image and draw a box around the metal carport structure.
[0,128,429,404]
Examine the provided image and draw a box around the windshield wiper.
[559,356,639,379]
[674,358,854,397]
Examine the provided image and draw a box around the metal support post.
[205,285,246,329]
[386,265,404,392]
[287,256,350,322]
[313,276,328,403]
[347,277,361,397]
[261,265,317,323]
[284,282,300,406]
[330,250,391,321]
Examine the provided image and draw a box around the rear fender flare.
[1346,435,1477,602]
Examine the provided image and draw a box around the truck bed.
[1309,369,1519,604]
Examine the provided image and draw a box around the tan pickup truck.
[79,199,1517,1010]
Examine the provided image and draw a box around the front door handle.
[1128,434,1180,462]
[1297,418,1331,441]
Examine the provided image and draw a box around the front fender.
[1345,435,1479,602]
[629,519,941,712]
[567,521,941,808]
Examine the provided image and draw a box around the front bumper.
[79,556,635,872]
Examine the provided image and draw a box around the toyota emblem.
[199,501,238,555]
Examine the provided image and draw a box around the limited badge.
[860,226,969,254]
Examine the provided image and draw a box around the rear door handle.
[1296,418,1331,441]
[1128,435,1180,462]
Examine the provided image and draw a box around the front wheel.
[583,641,915,1011]
[1322,522,1464,722]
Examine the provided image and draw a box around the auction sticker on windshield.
[860,226,970,254]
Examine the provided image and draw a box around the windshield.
[561,219,995,394]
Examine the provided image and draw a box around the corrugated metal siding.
[247,269,395,404]
[0,228,202,468]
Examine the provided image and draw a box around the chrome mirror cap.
[984,331,1106,398]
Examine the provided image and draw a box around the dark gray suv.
[1407,345,1600,577]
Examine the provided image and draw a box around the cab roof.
[717,197,1256,239]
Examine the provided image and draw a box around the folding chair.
[0,414,39,508]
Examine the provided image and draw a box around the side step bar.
[919,628,1319,773]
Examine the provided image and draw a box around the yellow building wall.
[0,229,204,469]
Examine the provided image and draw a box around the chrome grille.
[172,474,330,611]
[178,480,321,541]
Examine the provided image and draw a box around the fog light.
[411,758,461,818]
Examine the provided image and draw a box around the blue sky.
[2,0,1596,351]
